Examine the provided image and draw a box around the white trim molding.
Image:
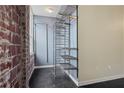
[78,74,124,87]
[57,64,79,86]
[64,70,79,86]
[34,65,54,69]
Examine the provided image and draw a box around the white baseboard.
[34,65,54,69]
[57,64,79,86]
[64,71,79,86]
[78,74,124,87]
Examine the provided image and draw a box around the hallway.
[29,5,78,88]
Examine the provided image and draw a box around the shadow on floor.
[29,67,77,88]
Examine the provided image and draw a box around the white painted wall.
[122,8,124,73]
[78,6,124,85]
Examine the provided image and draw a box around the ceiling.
[31,5,61,17]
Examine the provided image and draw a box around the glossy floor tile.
[29,67,77,88]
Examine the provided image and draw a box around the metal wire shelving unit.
[53,5,78,79]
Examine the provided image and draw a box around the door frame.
[34,23,49,66]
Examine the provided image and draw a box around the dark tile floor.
[80,78,124,88]
[29,67,77,88]
[29,67,124,88]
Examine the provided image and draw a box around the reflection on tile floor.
[29,67,77,88]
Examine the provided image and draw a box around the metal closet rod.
[58,13,77,19]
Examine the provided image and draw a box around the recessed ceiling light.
[46,7,54,13]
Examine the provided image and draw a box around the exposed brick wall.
[0,5,22,88]
[18,6,33,87]
[0,5,32,88]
